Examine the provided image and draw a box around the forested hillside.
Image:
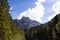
[26,14,60,40]
[0,0,25,40]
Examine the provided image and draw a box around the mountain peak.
[21,17,30,20]
[20,17,30,22]
[14,17,40,29]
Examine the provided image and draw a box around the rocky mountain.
[25,14,60,40]
[0,0,25,40]
[14,17,40,29]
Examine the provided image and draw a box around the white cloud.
[48,14,56,21]
[48,1,60,21]
[53,1,60,13]
[17,0,46,23]
[10,7,13,10]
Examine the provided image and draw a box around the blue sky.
[8,0,36,19]
[8,0,60,23]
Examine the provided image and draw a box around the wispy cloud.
[48,1,60,21]
[52,1,60,13]
[17,0,46,23]
[10,7,13,10]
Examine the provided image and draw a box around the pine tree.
[0,0,25,40]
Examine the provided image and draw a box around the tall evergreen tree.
[0,0,25,40]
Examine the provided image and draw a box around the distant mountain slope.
[0,0,25,40]
[14,17,40,29]
[26,14,60,40]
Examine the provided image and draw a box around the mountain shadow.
[26,14,60,40]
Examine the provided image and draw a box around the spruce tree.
[0,0,25,40]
